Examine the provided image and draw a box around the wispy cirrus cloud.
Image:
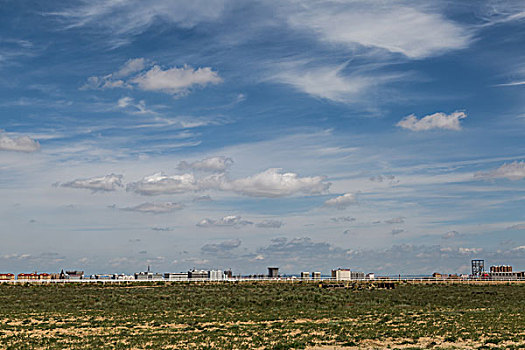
[475,161,525,181]
[122,202,184,214]
[397,111,467,131]
[256,220,283,228]
[286,2,472,59]
[178,156,233,172]
[201,239,241,253]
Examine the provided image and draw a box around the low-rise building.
[66,271,84,280]
[366,273,375,280]
[0,273,15,280]
[300,272,310,279]
[164,272,188,281]
[312,272,322,280]
[208,270,225,281]
[17,273,39,280]
[189,269,208,279]
[332,269,351,281]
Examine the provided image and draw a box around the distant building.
[0,273,15,280]
[366,273,375,280]
[332,269,351,281]
[208,270,225,281]
[188,269,208,279]
[268,267,279,278]
[471,259,485,277]
[17,273,39,280]
[113,274,134,280]
[312,272,321,280]
[490,265,512,273]
[432,272,444,279]
[300,272,310,279]
[224,269,233,278]
[350,271,365,280]
[164,272,189,281]
[66,271,84,280]
[332,268,364,280]
[93,274,112,280]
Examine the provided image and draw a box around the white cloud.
[122,202,184,214]
[330,216,355,223]
[442,230,460,239]
[384,217,405,224]
[201,239,241,253]
[256,220,283,228]
[0,132,40,152]
[397,111,467,131]
[197,215,253,228]
[324,193,357,209]
[391,228,405,235]
[117,97,156,115]
[178,156,233,172]
[130,64,222,95]
[458,247,483,255]
[476,161,525,181]
[54,1,227,45]
[61,174,123,192]
[287,2,471,59]
[114,58,146,78]
[83,60,221,97]
[224,168,330,198]
[127,173,197,195]
[272,64,375,103]
[127,166,329,198]
[507,223,525,230]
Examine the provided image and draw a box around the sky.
[0,0,524,276]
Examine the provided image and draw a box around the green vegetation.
[0,282,523,349]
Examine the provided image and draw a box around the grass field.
[0,282,523,349]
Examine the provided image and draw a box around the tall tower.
[471,259,484,277]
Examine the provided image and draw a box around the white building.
[208,270,225,281]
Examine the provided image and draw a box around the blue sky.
[0,0,524,275]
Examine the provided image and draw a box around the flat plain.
[0,282,523,349]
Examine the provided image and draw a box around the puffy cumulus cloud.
[0,132,40,152]
[127,173,197,195]
[324,193,357,209]
[507,223,525,230]
[442,230,460,239]
[391,228,405,235]
[122,202,184,214]
[128,167,330,198]
[397,111,467,131]
[82,59,221,96]
[256,220,283,228]
[178,156,233,172]
[287,2,471,59]
[475,161,525,181]
[384,217,405,224]
[458,247,483,255]
[130,65,222,95]
[197,215,253,228]
[201,239,241,253]
[61,174,123,192]
[224,168,330,198]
